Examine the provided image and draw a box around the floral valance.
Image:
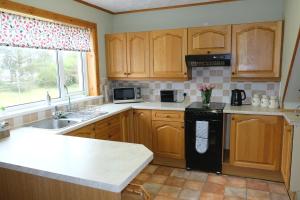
[0,11,91,52]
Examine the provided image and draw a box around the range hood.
[185,54,231,67]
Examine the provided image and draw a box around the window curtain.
[0,11,91,52]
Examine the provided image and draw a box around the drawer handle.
[107,122,111,126]
[166,115,170,118]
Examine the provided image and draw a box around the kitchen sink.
[28,118,79,130]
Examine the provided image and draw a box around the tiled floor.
[132,165,290,200]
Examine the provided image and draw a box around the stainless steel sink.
[28,118,79,130]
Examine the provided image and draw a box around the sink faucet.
[64,84,72,112]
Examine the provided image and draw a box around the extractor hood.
[185,54,231,67]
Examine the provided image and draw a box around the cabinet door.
[281,120,293,189]
[150,29,188,78]
[106,33,127,78]
[94,115,121,141]
[127,32,150,78]
[152,121,184,160]
[133,109,152,150]
[66,125,95,138]
[120,110,133,142]
[231,21,282,81]
[230,114,283,171]
[188,25,231,54]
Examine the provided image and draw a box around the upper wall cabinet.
[105,33,127,78]
[127,32,150,78]
[188,25,231,55]
[231,21,283,81]
[149,29,189,79]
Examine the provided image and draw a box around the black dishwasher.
[185,102,225,173]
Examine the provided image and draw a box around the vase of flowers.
[198,84,215,106]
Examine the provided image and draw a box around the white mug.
[260,95,269,107]
[269,96,279,109]
[252,94,261,107]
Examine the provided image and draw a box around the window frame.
[0,1,101,108]
[0,47,89,111]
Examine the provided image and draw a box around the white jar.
[260,95,269,108]
[252,94,261,107]
[269,96,279,109]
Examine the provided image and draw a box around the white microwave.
[113,87,143,104]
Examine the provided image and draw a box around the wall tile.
[110,67,280,104]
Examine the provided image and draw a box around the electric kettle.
[231,89,246,106]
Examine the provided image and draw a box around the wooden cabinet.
[188,25,231,54]
[151,110,185,168]
[120,110,133,142]
[230,114,283,171]
[105,33,127,78]
[152,121,184,160]
[133,110,152,150]
[94,115,122,141]
[66,125,95,138]
[150,29,189,79]
[127,32,150,78]
[66,113,125,142]
[231,21,283,81]
[281,120,293,189]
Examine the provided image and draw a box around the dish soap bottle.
[46,91,51,106]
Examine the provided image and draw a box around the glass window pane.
[62,51,84,94]
[0,46,58,107]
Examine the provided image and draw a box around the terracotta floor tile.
[268,183,286,194]
[171,168,191,179]
[270,193,290,200]
[247,179,269,192]
[207,174,228,185]
[158,185,181,199]
[154,195,177,200]
[247,189,270,200]
[200,192,224,200]
[165,176,186,187]
[135,173,151,182]
[227,177,246,188]
[224,197,245,200]
[143,164,159,174]
[143,182,162,195]
[202,182,225,195]
[154,166,174,176]
[187,171,208,182]
[184,180,205,191]
[179,188,201,200]
[148,174,168,184]
[224,187,246,199]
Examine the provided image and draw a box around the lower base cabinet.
[133,109,152,150]
[230,114,283,171]
[281,119,293,190]
[66,114,123,142]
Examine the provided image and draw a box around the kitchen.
[0,0,300,199]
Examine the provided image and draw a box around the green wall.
[11,0,113,79]
[112,0,284,33]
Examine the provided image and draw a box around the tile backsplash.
[109,67,280,104]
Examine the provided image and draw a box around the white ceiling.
[82,0,222,13]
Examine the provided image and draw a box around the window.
[0,46,87,108]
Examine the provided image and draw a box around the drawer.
[152,110,184,122]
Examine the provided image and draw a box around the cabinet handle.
[184,72,187,75]
[232,72,235,75]
[181,126,184,128]
[127,72,131,75]
[124,72,127,75]
[107,122,111,126]
[166,115,170,118]
[207,51,211,54]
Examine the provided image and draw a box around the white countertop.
[0,129,153,193]
[1,101,300,194]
